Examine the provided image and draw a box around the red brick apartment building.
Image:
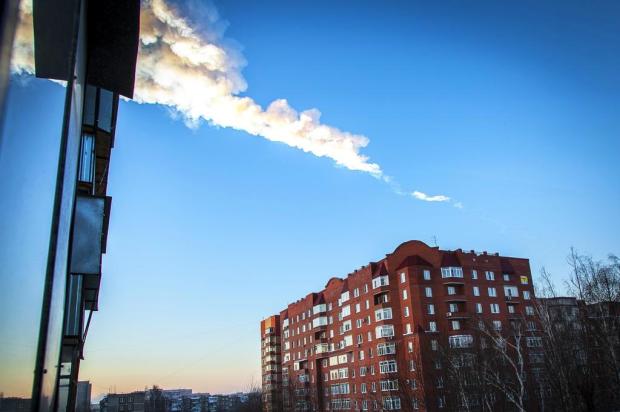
[260,241,543,412]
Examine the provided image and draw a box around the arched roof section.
[387,240,442,270]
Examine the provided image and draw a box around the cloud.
[12,0,381,176]
[10,0,34,75]
[11,0,463,206]
[411,190,451,203]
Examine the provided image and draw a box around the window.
[365,299,370,310]
[356,319,363,328]
[492,320,502,330]
[354,288,360,297]
[402,289,408,300]
[508,305,515,313]
[485,271,495,281]
[375,324,395,338]
[503,273,511,282]
[400,272,406,283]
[407,341,413,352]
[488,287,497,297]
[409,360,416,371]
[377,342,396,356]
[526,306,535,315]
[380,379,399,391]
[447,286,456,295]
[438,396,446,408]
[504,286,518,298]
[476,303,483,313]
[330,383,350,395]
[490,303,500,314]
[379,360,398,373]
[441,266,464,278]
[382,397,401,410]
[341,305,351,318]
[340,291,350,303]
[404,306,410,317]
[375,307,393,321]
[78,134,95,183]
[523,291,531,300]
[425,287,433,297]
[364,284,369,293]
[529,352,544,364]
[361,383,367,393]
[354,303,361,313]
[431,339,438,351]
[527,337,543,347]
[451,320,461,330]
[427,304,435,315]
[449,334,473,348]
[428,321,437,332]
[472,270,478,279]
[436,376,444,388]
[473,286,480,296]
[375,292,389,304]
[405,323,412,334]
[373,275,389,289]
[97,89,114,132]
[360,367,367,376]
[423,269,431,280]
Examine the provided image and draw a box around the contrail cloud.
[12,0,457,206]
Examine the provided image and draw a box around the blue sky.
[1,0,619,397]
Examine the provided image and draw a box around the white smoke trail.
[11,0,458,205]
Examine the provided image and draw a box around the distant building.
[0,397,31,412]
[100,392,146,412]
[77,381,93,412]
[181,394,210,412]
[162,389,193,412]
[101,389,253,412]
[261,240,541,412]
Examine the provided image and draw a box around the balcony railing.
[444,294,468,302]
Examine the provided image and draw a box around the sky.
[1,0,619,400]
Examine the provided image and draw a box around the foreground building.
[261,240,541,412]
[0,1,139,411]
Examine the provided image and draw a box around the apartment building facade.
[261,240,541,412]
[261,316,283,412]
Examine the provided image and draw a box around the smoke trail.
[12,0,458,205]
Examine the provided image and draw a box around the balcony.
[314,343,330,357]
[443,280,465,286]
[445,311,471,319]
[313,304,327,315]
[312,316,328,329]
[444,294,468,302]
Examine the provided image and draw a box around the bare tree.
[534,250,620,411]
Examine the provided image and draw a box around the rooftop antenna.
[432,236,438,247]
